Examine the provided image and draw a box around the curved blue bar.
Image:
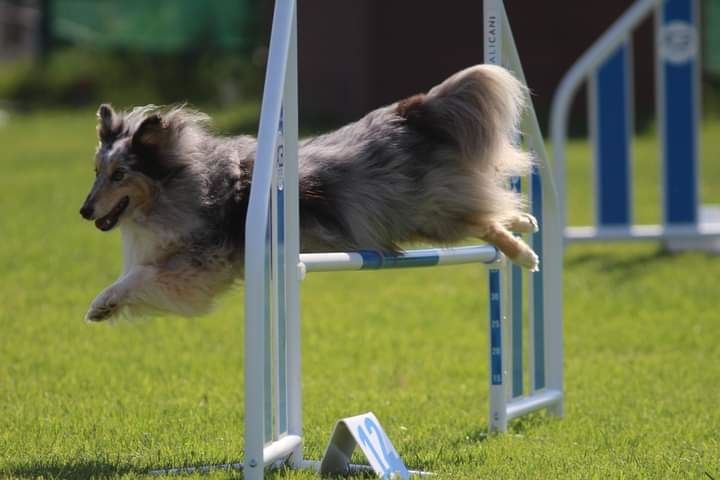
[356,245,498,270]
[358,249,440,269]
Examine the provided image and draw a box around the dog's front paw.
[85,288,123,322]
[512,247,540,272]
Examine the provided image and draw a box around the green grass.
[1,109,719,479]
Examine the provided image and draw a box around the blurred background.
[1,0,719,132]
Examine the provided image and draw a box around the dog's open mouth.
[95,196,129,231]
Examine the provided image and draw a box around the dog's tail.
[396,64,531,177]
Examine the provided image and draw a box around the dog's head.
[79,104,202,231]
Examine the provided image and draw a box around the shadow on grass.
[455,412,557,447]
[0,459,251,479]
[2,459,140,479]
[2,460,384,479]
[566,246,676,278]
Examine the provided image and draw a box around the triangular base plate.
[319,412,410,478]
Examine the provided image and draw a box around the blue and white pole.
[658,0,700,228]
[590,38,633,229]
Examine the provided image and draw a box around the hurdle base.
[664,205,720,253]
[303,460,433,478]
[566,204,720,250]
[148,460,433,477]
[506,388,564,421]
[491,389,564,432]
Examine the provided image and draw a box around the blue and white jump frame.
[242,0,563,478]
[551,0,720,250]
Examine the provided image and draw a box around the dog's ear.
[130,114,178,180]
[132,114,167,151]
[97,103,118,143]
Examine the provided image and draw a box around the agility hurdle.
[550,0,720,251]
[241,0,563,477]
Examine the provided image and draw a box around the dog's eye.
[110,170,126,182]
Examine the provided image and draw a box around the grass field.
[1,109,719,479]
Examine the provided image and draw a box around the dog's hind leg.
[508,213,539,234]
[472,220,539,271]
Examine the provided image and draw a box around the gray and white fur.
[79,64,539,321]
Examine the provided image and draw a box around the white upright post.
[485,0,564,427]
[487,265,508,432]
[483,0,502,66]
[282,4,303,468]
[497,3,565,418]
[484,0,514,433]
[244,0,297,478]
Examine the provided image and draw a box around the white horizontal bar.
[300,245,500,273]
[506,389,563,421]
[566,223,720,243]
[435,245,502,265]
[299,251,365,272]
[263,434,303,467]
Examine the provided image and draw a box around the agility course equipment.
[550,0,720,251]
[241,0,563,477]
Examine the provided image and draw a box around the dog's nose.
[80,204,94,220]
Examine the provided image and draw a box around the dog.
[79,64,539,322]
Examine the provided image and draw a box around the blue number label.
[356,417,409,479]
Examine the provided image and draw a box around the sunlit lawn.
[0,110,718,478]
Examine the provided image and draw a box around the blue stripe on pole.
[359,250,440,269]
[264,210,273,442]
[662,0,698,225]
[277,186,288,435]
[595,43,631,227]
[511,263,522,397]
[531,168,545,390]
[276,107,290,435]
[489,269,502,386]
[510,178,523,398]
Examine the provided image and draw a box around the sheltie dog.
[79,64,538,321]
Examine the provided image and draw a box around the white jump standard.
[483,0,564,432]
[240,0,565,478]
[550,0,720,251]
